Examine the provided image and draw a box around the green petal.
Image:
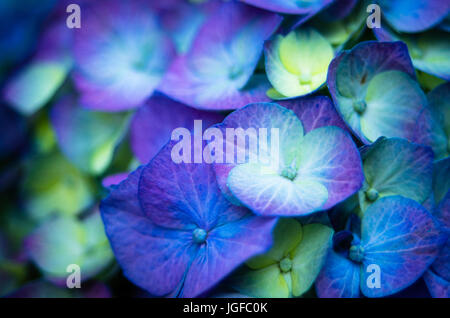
[231,264,289,298]
[4,61,69,115]
[265,28,333,97]
[28,212,113,280]
[247,218,303,269]
[291,224,334,297]
[22,152,95,221]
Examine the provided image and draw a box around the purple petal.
[432,238,450,282]
[130,94,224,164]
[315,250,360,298]
[279,96,348,133]
[214,103,362,216]
[295,126,363,211]
[424,270,450,298]
[101,167,198,296]
[361,196,446,297]
[102,144,276,297]
[180,215,276,297]
[102,172,129,188]
[139,141,251,231]
[73,0,175,111]
[159,2,281,110]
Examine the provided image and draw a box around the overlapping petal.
[73,0,174,111]
[361,196,445,297]
[328,41,426,144]
[101,142,276,297]
[214,102,362,216]
[159,1,282,110]
[231,219,333,297]
[130,94,224,164]
[358,138,434,212]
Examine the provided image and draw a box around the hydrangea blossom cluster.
[0,0,449,298]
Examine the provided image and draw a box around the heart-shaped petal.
[361,196,445,297]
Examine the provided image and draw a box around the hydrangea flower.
[316,196,446,298]
[414,82,450,160]
[327,41,427,144]
[212,99,363,216]
[73,0,175,111]
[159,1,282,110]
[231,218,333,297]
[51,96,130,175]
[265,28,334,98]
[130,94,224,164]
[376,0,450,33]
[358,137,434,213]
[100,141,276,297]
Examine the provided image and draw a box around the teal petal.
[359,71,427,143]
[359,138,434,213]
[328,41,419,144]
